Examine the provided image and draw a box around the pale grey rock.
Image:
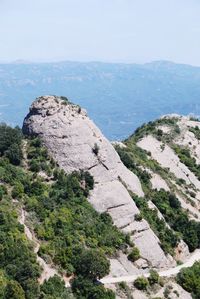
[111,141,127,148]
[134,258,149,269]
[23,95,174,270]
[131,290,148,299]
[175,240,190,262]
[154,282,192,299]
[133,227,175,268]
[109,252,142,277]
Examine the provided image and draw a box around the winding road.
[101,249,200,284]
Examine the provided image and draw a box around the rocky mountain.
[0,95,200,299]
[23,96,174,274]
[21,96,200,298]
[1,60,200,140]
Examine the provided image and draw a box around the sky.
[1,0,200,65]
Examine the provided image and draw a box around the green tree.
[75,249,110,280]
[5,143,23,166]
[4,281,25,299]
[177,262,200,299]
[40,275,72,299]
[12,182,24,199]
[0,124,22,156]
[72,276,115,299]
[148,270,159,285]
[134,277,149,290]
[128,247,140,262]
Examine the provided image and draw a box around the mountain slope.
[0,96,200,298]
[23,95,173,274]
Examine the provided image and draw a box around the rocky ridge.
[23,95,174,274]
[137,115,200,221]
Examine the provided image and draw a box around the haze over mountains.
[1,60,200,140]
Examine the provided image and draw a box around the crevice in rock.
[119,222,133,230]
[100,161,109,170]
[107,203,126,211]
[97,156,109,170]
[87,163,99,170]
[133,227,150,237]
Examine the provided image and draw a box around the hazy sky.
[1,0,200,65]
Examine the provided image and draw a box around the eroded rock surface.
[23,95,174,270]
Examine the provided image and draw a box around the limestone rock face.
[23,95,173,270]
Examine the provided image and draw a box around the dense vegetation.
[0,124,125,298]
[149,190,200,252]
[0,125,41,298]
[177,262,200,299]
[117,118,200,255]
[133,189,200,254]
[189,126,200,140]
[116,145,152,194]
[116,140,181,256]
[24,141,128,274]
[173,144,200,180]
[0,197,41,299]
[0,124,23,165]
[118,118,200,298]
[128,117,180,143]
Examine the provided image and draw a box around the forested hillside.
[0,124,120,298]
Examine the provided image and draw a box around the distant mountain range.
[1,60,200,140]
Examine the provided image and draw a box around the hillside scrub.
[173,144,200,180]
[0,127,123,298]
[0,189,41,298]
[150,190,200,252]
[0,124,23,166]
[119,119,200,254]
[177,261,200,299]
[127,117,179,143]
[133,195,178,255]
[189,126,200,140]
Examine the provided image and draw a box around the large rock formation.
[23,95,174,272]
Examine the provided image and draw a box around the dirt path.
[19,208,70,287]
[101,249,200,284]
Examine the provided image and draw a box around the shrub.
[74,249,110,280]
[40,275,72,298]
[0,124,22,156]
[12,182,24,199]
[134,213,142,221]
[0,185,7,200]
[5,143,23,165]
[134,277,149,290]
[72,275,115,299]
[92,143,100,156]
[29,159,40,172]
[148,269,159,285]
[177,261,200,299]
[118,281,127,290]
[4,281,25,299]
[128,247,140,262]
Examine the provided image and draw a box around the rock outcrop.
[23,95,174,271]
